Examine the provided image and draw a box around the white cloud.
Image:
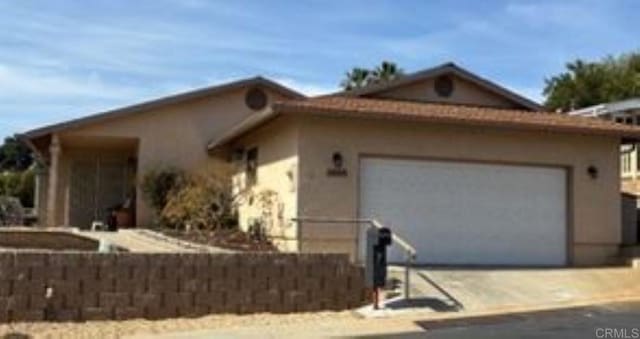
[504,2,599,28]
[270,77,337,96]
[0,64,143,100]
[0,63,196,138]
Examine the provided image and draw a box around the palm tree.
[340,61,404,90]
[372,61,403,84]
[340,68,372,90]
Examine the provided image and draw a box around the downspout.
[621,140,638,181]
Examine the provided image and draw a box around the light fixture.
[332,152,344,169]
[587,165,598,179]
[327,152,347,177]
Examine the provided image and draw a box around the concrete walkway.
[77,229,233,253]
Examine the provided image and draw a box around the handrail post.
[405,252,411,300]
[291,217,417,302]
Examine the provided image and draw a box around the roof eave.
[275,103,640,141]
[22,76,305,140]
[16,133,47,164]
[206,107,281,152]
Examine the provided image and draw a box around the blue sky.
[0,0,638,139]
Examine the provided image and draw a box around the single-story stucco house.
[20,62,640,267]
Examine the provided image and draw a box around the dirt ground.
[0,311,360,339]
[159,228,278,252]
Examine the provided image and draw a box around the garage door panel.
[359,158,567,266]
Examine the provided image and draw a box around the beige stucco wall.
[53,87,290,226]
[294,115,621,266]
[231,116,300,252]
[369,74,524,109]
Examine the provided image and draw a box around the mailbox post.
[365,226,392,309]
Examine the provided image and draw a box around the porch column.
[46,134,60,227]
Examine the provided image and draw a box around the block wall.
[0,252,367,322]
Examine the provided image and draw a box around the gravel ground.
[0,311,359,339]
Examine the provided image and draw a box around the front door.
[69,157,128,229]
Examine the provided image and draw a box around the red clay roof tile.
[274,96,640,139]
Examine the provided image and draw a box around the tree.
[372,61,403,83]
[543,52,640,111]
[0,136,33,172]
[340,61,404,90]
[0,168,35,208]
[340,68,371,91]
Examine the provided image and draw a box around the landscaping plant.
[140,167,185,224]
[161,164,240,231]
[0,167,35,208]
[0,196,24,226]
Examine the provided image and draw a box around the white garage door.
[359,158,567,266]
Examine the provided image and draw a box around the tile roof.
[273,96,640,140]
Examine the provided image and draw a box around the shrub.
[0,168,35,208]
[0,195,24,226]
[252,189,280,234]
[162,164,240,230]
[140,167,185,220]
[17,169,34,208]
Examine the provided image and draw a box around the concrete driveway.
[364,266,640,317]
[362,301,640,339]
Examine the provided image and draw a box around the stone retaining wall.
[0,252,367,322]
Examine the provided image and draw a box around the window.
[246,147,258,186]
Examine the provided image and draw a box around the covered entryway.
[359,157,568,266]
[63,136,138,229]
[69,155,133,228]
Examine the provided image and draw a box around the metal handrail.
[292,217,416,301]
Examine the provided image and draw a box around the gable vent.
[434,75,454,98]
[245,87,268,110]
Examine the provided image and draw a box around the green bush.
[0,168,34,208]
[17,169,34,208]
[139,167,185,220]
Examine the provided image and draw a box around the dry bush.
[162,164,241,230]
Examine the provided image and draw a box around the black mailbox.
[378,227,392,247]
[365,227,393,290]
